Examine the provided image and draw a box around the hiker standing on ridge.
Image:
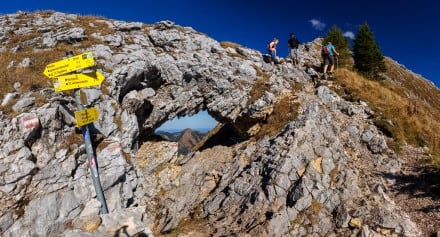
[288,33,300,65]
[322,41,339,75]
[268,38,278,65]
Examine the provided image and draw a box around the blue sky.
[157,110,217,132]
[2,0,439,131]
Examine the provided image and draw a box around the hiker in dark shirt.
[288,33,300,65]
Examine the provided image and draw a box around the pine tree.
[353,23,386,78]
[323,25,351,68]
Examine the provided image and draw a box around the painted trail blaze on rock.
[107,143,122,153]
[20,113,40,130]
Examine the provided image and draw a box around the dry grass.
[220,41,239,49]
[72,14,115,48]
[431,151,440,167]
[0,11,111,117]
[308,199,323,225]
[31,92,47,107]
[255,96,299,139]
[76,15,115,35]
[0,46,80,89]
[0,25,98,104]
[0,97,19,116]
[247,72,271,106]
[220,41,248,60]
[173,25,193,34]
[247,73,301,139]
[95,138,112,153]
[290,212,304,227]
[62,132,84,150]
[333,68,440,166]
[384,58,440,111]
[154,204,209,237]
[155,217,209,237]
[0,50,53,99]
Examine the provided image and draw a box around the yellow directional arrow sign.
[52,71,105,92]
[43,51,95,78]
[74,107,99,127]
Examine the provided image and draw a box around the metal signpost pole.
[74,90,109,214]
[66,51,109,214]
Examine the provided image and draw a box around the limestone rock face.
[0,11,425,237]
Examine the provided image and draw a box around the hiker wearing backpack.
[267,38,278,65]
[322,41,339,75]
[287,33,300,65]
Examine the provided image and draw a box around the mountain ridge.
[0,11,439,236]
[156,128,206,154]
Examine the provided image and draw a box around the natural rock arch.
[0,11,427,237]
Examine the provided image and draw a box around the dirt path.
[385,146,440,236]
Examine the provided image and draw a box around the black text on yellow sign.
[52,71,105,92]
[74,107,99,127]
[43,51,95,78]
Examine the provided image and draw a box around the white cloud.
[343,31,355,40]
[309,19,326,31]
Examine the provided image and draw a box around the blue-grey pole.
[67,51,109,214]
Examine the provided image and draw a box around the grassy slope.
[333,66,440,167]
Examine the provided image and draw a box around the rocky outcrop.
[0,11,426,236]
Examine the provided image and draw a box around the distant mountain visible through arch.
[154,110,219,154]
[156,110,217,133]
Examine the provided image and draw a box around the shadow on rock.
[382,165,440,212]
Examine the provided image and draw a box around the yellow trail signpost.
[74,107,99,127]
[43,51,109,214]
[53,71,105,92]
[43,51,95,78]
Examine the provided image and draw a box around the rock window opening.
[154,110,245,154]
[154,110,217,155]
